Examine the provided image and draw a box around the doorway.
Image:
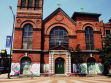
[87,57,96,74]
[20,57,31,74]
[55,57,65,74]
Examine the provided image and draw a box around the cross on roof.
[57,3,61,8]
[81,7,84,12]
[59,41,61,45]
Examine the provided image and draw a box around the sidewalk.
[0,73,8,79]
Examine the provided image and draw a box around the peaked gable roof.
[43,8,76,25]
[49,45,69,50]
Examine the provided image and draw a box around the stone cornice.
[13,49,42,52]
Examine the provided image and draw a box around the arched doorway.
[87,57,96,74]
[55,57,65,74]
[20,57,31,74]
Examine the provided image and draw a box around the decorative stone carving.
[17,19,21,23]
[55,13,64,21]
[36,20,41,24]
[95,23,98,26]
[78,22,82,26]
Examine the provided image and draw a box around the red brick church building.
[10,0,111,76]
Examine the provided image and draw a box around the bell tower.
[13,0,43,49]
[11,0,43,76]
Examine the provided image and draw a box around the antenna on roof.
[57,3,61,8]
[81,7,84,12]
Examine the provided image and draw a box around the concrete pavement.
[0,73,111,83]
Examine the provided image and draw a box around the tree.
[96,36,111,65]
[69,44,89,64]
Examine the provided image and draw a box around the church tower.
[11,0,43,75]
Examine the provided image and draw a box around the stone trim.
[49,50,71,74]
[13,49,42,52]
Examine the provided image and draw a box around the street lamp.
[8,6,15,79]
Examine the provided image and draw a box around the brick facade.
[11,0,111,76]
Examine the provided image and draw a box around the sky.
[0,0,111,54]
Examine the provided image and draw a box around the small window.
[35,0,39,7]
[106,30,110,36]
[21,0,26,7]
[100,29,102,37]
[28,0,33,7]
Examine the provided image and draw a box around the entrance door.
[87,57,96,74]
[55,57,65,74]
[20,57,31,74]
[55,63,64,74]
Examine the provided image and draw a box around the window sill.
[81,50,99,52]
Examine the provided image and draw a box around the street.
[0,74,111,83]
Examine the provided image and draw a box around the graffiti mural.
[41,64,49,73]
[95,63,104,74]
[87,62,96,74]
[71,63,104,75]
[79,63,87,74]
[71,63,78,73]
[11,63,20,75]
[12,63,20,73]
[20,62,31,74]
[31,63,40,75]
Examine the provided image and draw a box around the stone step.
[53,74,66,77]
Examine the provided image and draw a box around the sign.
[6,36,11,48]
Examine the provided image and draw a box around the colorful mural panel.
[41,64,49,73]
[71,63,78,73]
[31,63,40,75]
[95,63,104,74]
[79,63,87,74]
[20,62,31,74]
[11,63,20,75]
[87,62,96,74]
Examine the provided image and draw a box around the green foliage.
[69,44,89,63]
[96,36,111,65]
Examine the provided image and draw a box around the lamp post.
[8,6,15,79]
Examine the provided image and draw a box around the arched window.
[21,0,26,7]
[85,27,94,50]
[22,24,33,49]
[50,26,69,48]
